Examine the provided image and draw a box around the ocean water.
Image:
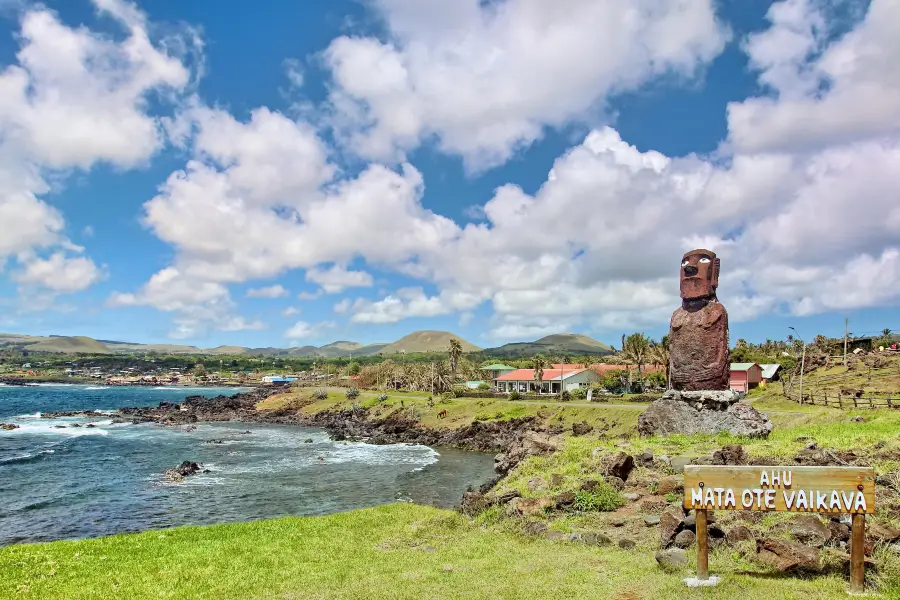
[0,385,496,546]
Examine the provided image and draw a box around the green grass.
[1,503,887,600]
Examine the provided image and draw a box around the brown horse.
[437,409,448,419]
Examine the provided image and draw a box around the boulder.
[656,476,683,496]
[527,477,547,491]
[756,538,820,572]
[522,521,549,536]
[655,548,688,572]
[572,421,594,436]
[554,492,576,509]
[605,476,626,491]
[869,521,900,543]
[580,532,613,546]
[603,452,635,482]
[544,530,568,542]
[726,525,754,545]
[618,538,637,550]
[638,396,772,439]
[674,530,696,549]
[791,515,831,548]
[460,492,488,515]
[827,521,850,544]
[622,492,642,502]
[580,479,601,492]
[164,461,202,482]
[670,456,694,474]
[711,444,746,465]
[0,423,19,431]
[660,507,685,548]
[636,450,654,467]
[507,497,554,517]
[644,515,661,527]
[683,511,715,531]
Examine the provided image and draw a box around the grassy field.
[3,503,891,600]
[258,387,646,436]
[5,372,900,599]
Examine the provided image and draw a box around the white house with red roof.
[494,367,595,394]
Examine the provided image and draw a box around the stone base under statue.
[637,389,772,439]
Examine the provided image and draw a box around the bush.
[346,387,359,400]
[377,393,388,403]
[570,387,587,400]
[312,389,328,400]
[572,487,625,512]
[441,391,454,400]
[558,390,571,402]
[477,382,491,391]
[451,385,469,397]
[508,390,522,401]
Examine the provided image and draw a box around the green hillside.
[484,333,614,357]
[379,330,480,354]
[22,336,113,354]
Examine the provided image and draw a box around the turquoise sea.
[0,384,495,545]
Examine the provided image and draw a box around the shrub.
[477,382,491,391]
[312,389,328,400]
[570,387,587,400]
[508,390,522,401]
[346,387,359,400]
[572,487,625,512]
[451,385,469,397]
[664,492,681,504]
[558,390,571,402]
[440,391,455,400]
[473,412,493,422]
[377,393,388,403]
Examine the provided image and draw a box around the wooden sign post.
[683,465,876,593]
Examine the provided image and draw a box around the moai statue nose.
[684,265,698,276]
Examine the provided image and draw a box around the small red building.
[730,362,763,393]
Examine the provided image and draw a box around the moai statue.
[669,249,730,391]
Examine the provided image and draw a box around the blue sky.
[0,0,897,349]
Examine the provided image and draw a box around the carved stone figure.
[669,249,730,391]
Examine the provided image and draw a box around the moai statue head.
[680,249,720,301]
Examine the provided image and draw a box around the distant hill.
[483,333,614,358]
[354,343,389,356]
[2,334,113,354]
[379,331,481,354]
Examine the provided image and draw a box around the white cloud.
[284,319,334,340]
[283,58,304,89]
[247,284,289,298]
[14,252,105,293]
[347,287,459,324]
[282,306,300,317]
[322,0,728,170]
[306,264,373,293]
[298,290,323,301]
[0,0,196,297]
[333,298,351,314]
[108,267,263,339]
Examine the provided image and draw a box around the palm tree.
[533,354,546,394]
[648,335,670,384]
[622,333,651,380]
[883,328,893,337]
[448,339,463,382]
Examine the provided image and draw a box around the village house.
[759,363,782,384]
[730,362,763,393]
[494,367,595,394]
[480,364,516,380]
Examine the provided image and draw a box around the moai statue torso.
[668,249,730,391]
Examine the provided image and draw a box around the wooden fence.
[781,379,900,409]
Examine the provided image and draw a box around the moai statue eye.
[681,259,689,267]
[699,257,711,264]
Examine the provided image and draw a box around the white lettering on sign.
[684,467,874,513]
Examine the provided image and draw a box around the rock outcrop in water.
[1,423,19,430]
[164,461,204,482]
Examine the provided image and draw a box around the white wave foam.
[84,386,108,391]
[2,422,109,437]
[16,412,42,419]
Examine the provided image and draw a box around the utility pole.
[431,361,435,396]
[843,317,849,367]
[799,342,806,404]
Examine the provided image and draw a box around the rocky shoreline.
[95,388,560,489]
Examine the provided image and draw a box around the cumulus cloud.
[306,264,373,293]
[14,252,106,293]
[282,306,300,317]
[108,267,263,338]
[0,0,195,296]
[247,284,289,298]
[322,0,729,170]
[284,319,334,340]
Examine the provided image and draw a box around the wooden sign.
[683,465,876,513]
[682,465,875,593]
